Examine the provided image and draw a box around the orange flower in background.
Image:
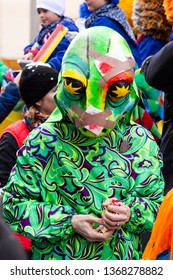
[164,0,173,22]
[118,0,134,27]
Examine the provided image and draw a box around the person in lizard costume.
[1,26,164,260]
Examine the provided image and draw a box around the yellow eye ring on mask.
[62,69,87,95]
[108,81,131,102]
[64,77,86,95]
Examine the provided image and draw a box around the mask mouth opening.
[80,127,110,138]
[70,104,115,136]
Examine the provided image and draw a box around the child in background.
[85,0,141,67]
[75,2,92,32]
[21,0,79,72]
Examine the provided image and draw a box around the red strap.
[14,232,32,251]
[136,34,146,44]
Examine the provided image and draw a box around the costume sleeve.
[23,32,42,55]
[0,133,19,188]
[122,130,164,234]
[2,133,77,243]
[23,42,35,54]
[0,82,21,123]
[48,47,68,72]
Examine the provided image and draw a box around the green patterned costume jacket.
[2,27,164,260]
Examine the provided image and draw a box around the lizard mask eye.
[64,78,86,95]
[108,80,131,102]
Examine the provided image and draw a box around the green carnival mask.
[55,26,139,137]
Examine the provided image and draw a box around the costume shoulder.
[130,121,160,145]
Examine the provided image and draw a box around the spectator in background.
[141,40,173,195]
[132,0,173,252]
[21,0,79,72]
[139,0,173,195]
[75,2,92,32]
[0,62,58,189]
[0,70,21,124]
[132,0,172,63]
[0,62,58,258]
[85,0,141,67]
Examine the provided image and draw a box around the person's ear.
[35,100,42,108]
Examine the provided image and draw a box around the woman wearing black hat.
[0,62,58,258]
[0,62,58,188]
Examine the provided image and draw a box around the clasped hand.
[71,198,131,242]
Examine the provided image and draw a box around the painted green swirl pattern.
[2,119,164,260]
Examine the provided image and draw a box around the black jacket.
[0,133,18,188]
[142,41,173,194]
